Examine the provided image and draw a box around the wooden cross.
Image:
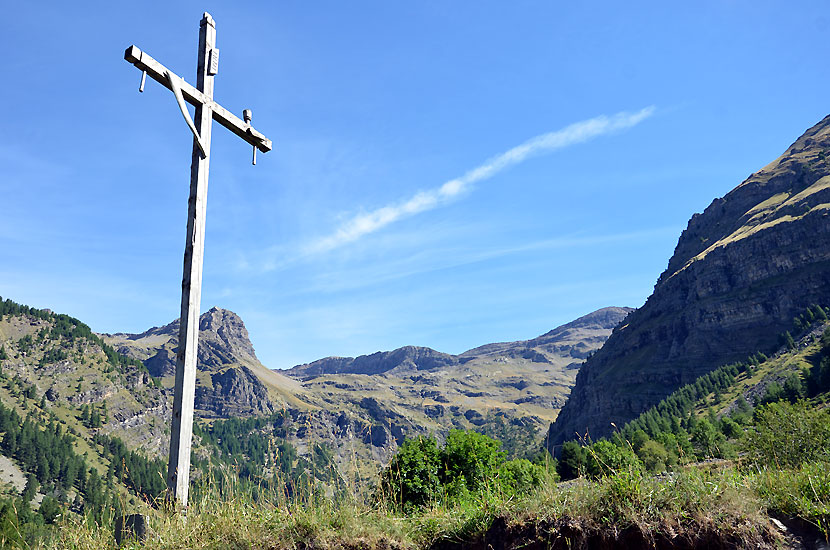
[124,12,272,508]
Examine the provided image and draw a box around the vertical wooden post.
[126,11,271,508]
[167,12,216,509]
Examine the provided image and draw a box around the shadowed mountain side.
[548,114,830,452]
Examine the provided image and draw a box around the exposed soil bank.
[430,515,791,550]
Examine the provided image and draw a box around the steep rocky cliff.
[548,115,830,450]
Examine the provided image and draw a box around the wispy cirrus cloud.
[306,106,656,254]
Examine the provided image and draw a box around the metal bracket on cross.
[124,44,273,155]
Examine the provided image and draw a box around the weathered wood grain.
[126,11,272,509]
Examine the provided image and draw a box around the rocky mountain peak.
[535,307,634,339]
[197,307,259,368]
[199,306,239,330]
[461,306,632,360]
[106,307,260,375]
[104,307,298,419]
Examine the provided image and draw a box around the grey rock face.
[548,115,830,451]
[195,366,275,417]
[107,307,276,418]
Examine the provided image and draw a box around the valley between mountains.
[103,305,632,470]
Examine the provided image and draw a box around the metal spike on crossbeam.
[124,12,272,510]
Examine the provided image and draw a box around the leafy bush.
[742,400,830,469]
[637,440,669,473]
[440,430,505,491]
[558,440,587,480]
[378,436,441,509]
[496,458,548,493]
[585,440,642,479]
[690,418,729,458]
[381,430,548,509]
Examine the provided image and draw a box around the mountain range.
[102,306,630,470]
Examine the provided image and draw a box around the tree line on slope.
[0,296,156,382]
[556,304,830,481]
[193,413,341,502]
[0,297,175,545]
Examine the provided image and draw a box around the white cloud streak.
[307,106,656,254]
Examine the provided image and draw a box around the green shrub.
[720,416,743,439]
[378,436,441,509]
[496,458,548,494]
[653,431,684,465]
[742,400,830,469]
[585,440,642,479]
[691,418,728,458]
[637,440,669,473]
[380,430,515,509]
[440,430,505,491]
[558,440,587,480]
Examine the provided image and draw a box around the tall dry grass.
[45,461,817,550]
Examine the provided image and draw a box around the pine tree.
[83,468,103,518]
[0,346,7,361]
[558,440,586,480]
[21,474,38,503]
[784,331,796,350]
[90,409,101,428]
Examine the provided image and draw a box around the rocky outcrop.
[106,307,283,418]
[195,366,276,418]
[112,307,261,376]
[548,115,830,450]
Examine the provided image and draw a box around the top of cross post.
[201,13,215,28]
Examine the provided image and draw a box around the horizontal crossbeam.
[124,45,273,152]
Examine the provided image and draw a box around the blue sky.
[2,2,829,369]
